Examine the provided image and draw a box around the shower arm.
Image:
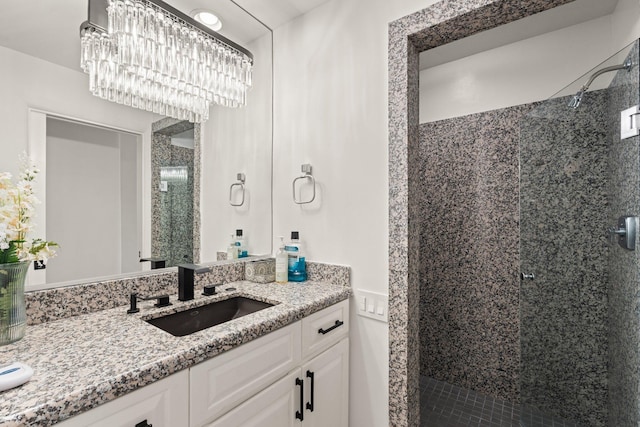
[576,59,633,93]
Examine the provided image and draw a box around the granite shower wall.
[419,106,530,402]
[606,41,640,427]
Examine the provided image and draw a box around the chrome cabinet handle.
[520,273,535,280]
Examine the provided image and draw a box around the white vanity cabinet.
[206,339,349,427]
[56,370,189,427]
[202,300,349,427]
[54,300,349,427]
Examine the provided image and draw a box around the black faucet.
[127,293,171,314]
[139,257,166,269]
[178,264,212,301]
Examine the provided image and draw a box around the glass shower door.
[519,41,640,427]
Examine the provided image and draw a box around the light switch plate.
[355,290,388,323]
[621,105,640,140]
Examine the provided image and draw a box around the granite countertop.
[0,280,350,427]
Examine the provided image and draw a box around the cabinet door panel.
[205,370,300,427]
[304,338,349,427]
[190,322,301,426]
[56,370,189,427]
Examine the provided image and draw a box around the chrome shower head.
[568,90,584,109]
[567,59,633,109]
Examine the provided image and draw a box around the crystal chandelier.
[80,0,253,123]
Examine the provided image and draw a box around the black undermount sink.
[146,297,274,337]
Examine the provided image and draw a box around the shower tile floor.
[420,376,580,427]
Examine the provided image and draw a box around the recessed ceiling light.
[192,10,223,32]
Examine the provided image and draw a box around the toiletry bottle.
[235,229,248,258]
[226,234,238,260]
[275,237,288,284]
[285,231,307,282]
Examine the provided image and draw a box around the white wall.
[612,0,640,50]
[420,15,613,122]
[272,0,640,426]
[419,2,640,123]
[200,32,273,260]
[272,1,435,426]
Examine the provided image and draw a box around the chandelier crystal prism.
[80,0,253,123]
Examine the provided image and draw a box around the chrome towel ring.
[229,173,246,206]
[293,164,316,204]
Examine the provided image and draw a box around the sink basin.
[146,297,274,336]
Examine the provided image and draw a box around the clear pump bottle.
[275,236,288,284]
[226,234,238,260]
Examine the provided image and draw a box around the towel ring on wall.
[293,164,316,204]
[229,173,246,206]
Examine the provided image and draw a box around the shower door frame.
[386,0,577,425]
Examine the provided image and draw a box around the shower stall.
[419,40,640,427]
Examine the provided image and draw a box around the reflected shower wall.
[151,119,200,267]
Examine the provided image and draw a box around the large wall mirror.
[0,0,273,290]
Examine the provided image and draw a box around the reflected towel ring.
[293,164,316,204]
[229,173,246,206]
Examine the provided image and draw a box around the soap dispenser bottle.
[226,234,238,260]
[275,236,288,284]
[285,231,307,282]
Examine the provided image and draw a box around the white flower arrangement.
[0,155,57,264]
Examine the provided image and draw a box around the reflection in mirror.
[46,117,142,284]
[0,1,273,290]
[151,119,201,268]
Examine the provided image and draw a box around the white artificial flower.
[0,154,57,263]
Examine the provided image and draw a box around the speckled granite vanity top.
[0,280,350,426]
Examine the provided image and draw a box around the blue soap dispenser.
[285,231,307,282]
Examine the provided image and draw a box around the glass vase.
[0,261,29,345]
